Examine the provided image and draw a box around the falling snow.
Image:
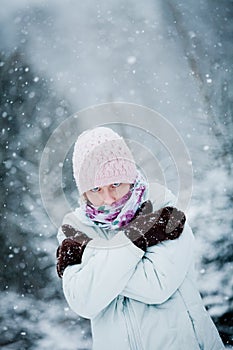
[0,0,232,349]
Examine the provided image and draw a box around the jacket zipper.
[123,297,144,350]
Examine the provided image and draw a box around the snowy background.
[0,0,232,349]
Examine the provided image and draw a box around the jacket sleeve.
[62,231,144,319]
[120,221,195,304]
[120,183,195,304]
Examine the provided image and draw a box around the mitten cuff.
[133,235,148,252]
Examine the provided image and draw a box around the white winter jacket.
[57,183,225,350]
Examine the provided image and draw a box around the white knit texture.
[73,127,137,194]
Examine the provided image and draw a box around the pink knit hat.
[72,127,137,194]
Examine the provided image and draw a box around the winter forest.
[0,0,233,349]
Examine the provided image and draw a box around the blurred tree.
[0,48,92,349]
[0,48,71,298]
[163,0,233,345]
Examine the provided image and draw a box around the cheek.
[85,192,100,206]
[117,184,130,198]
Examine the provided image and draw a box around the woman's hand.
[125,202,186,251]
[56,225,92,278]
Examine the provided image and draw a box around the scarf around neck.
[80,171,148,230]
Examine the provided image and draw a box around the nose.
[102,187,115,205]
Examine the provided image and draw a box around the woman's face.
[85,183,131,206]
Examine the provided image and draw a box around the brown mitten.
[125,205,186,251]
[56,225,92,278]
[134,200,153,217]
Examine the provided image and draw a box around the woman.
[56,127,224,350]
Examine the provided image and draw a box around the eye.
[111,183,121,188]
[91,187,100,193]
